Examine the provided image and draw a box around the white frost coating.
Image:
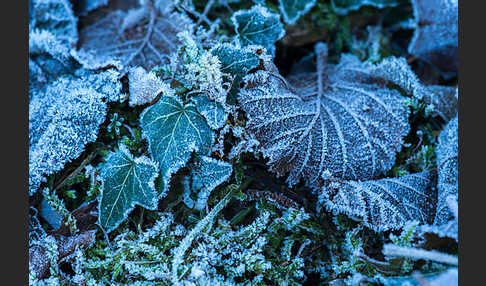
[383,244,458,266]
[239,43,410,186]
[278,0,316,25]
[320,171,437,231]
[128,66,168,107]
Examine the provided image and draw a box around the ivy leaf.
[409,0,458,73]
[191,94,228,130]
[330,0,400,15]
[191,156,233,210]
[319,171,437,231]
[239,43,410,187]
[231,5,285,56]
[434,116,457,225]
[140,95,214,194]
[211,43,260,103]
[98,144,159,233]
[278,0,316,25]
[78,0,194,70]
[30,0,78,47]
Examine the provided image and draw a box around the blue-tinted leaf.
[30,0,78,47]
[75,0,109,16]
[191,94,228,130]
[231,5,285,56]
[191,156,233,210]
[128,66,167,107]
[409,0,458,73]
[239,43,410,186]
[40,197,63,229]
[331,0,400,15]
[78,1,194,70]
[278,0,316,25]
[140,95,214,194]
[435,116,457,225]
[98,144,159,233]
[320,171,437,231]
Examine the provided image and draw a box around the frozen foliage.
[191,156,233,210]
[330,0,399,15]
[409,0,458,73]
[422,86,458,122]
[98,144,159,233]
[319,171,437,231]
[383,244,457,266]
[77,0,194,70]
[191,94,228,130]
[128,66,167,107]
[434,116,458,225]
[210,43,260,101]
[140,95,214,194]
[29,74,114,194]
[231,5,286,56]
[239,43,410,187]
[30,0,78,47]
[278,0,317,25]
[376,268,458,286]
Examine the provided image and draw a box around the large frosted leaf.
[231,5,285,56]
[239,43,410,187]
[434,116,457,225]
[330,0,400,15]
[278,0,316,25]
[78,1,194,70]
[409,0,458,73]
[191,156,233,210]
[30,0,78,47]
[319,171,437,231]
[98,144,159,233]
[140,95,214,194]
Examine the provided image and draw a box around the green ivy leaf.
[98,144,159,233]
[231,5,285,56]
[191,94,228,130]
[140,95,214,194]
[278,0,317,25]
[191,156,233,210]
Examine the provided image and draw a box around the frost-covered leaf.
[140,95,214,194]
[423,86,457,122]
[191,94,228,130]
[30,0,78,47]
[98,144,159,233]
[319,171,437,231]
[191,156,233,210]
[29,70,122,195]
[231,5,285,56]
[78,1,194,70]
[128,66,167,107]
[211,43,260,103]
[40,197,63,230]
[331,0,400,15]
[409,0,458,73]
[239,43,410,186]
[278,0,316,25]
[435,116,457,225]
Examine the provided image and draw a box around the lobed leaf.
[98,144,159,233]
[319,171,437,231]
[231,5,285,56]
[140,95,214,195]
[191,94,228,130]
[191,156,233,210]
[239,43,410,187]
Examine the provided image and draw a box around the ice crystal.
[239,42,410,187]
